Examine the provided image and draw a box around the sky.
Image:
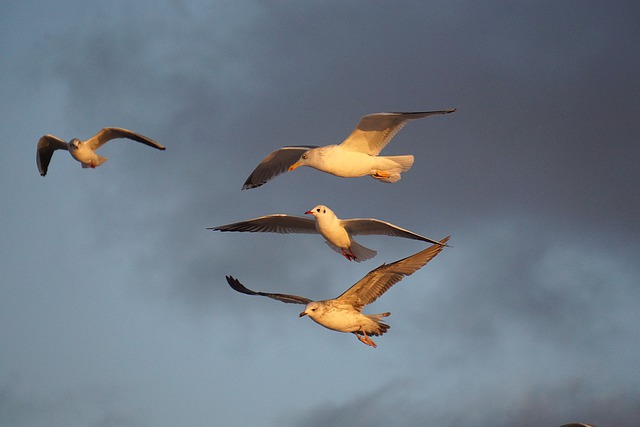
[1,1,639,426]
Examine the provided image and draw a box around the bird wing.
[209,214,317,234]
[335,236,450,310]
[342,218,446,246]
[339,110,456,155]
[242,146,317,190]
[37,135,69,176]
[226,276,312,305]
[86,127,166,151]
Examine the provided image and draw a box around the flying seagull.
[36,127,166,176]
[209,204,447,262]
[225,236,449,347]
[241,109,456,189]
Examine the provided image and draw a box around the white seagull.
[226,236,449,347]
[36,127,166,176]
[241,109,456,189]
[209,204,447,262]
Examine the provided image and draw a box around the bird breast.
[315,217,351,247]
[307,304,365,333]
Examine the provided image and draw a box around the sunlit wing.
[87,127,166,151]
[335,236,450,310]
[343,218,446,246]
[339,110,456,155]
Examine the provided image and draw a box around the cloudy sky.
[1,1,639,426]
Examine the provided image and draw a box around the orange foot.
[341,248,357,261]
[372,170,391,180]
[355,332,377,348]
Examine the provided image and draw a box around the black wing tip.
[225,275,257,296]
[387,109,457,116]
[241,180,264,190]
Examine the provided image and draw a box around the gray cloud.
[2,1,639,426]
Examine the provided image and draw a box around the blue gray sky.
[1,1,639,426]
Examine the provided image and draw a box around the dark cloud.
[291,376,640,427]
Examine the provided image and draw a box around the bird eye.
[316,208,321,212]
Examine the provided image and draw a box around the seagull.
[226,236,449,347]
[209,204,447,262]
[36,127,166,176]
[241,109,456,189]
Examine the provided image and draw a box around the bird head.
[68,138,82,151]
[304,204,332,218]
[288,148,318,171]
[299,301,321,318]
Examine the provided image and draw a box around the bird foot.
[341,249,357,261]
[372,170,391,179]
[355,332,377,348]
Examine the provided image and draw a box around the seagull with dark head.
[36,127,166,176]
[226,236,449,347]
[241,109,456,189]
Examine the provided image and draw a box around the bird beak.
[289,162,301,172]
[304,210,312,215]
[299,311,307,317]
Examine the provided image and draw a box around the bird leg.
[355,331,377,348]
[341,248,357,261]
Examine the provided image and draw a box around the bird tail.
[324,240,377,262]
[348,240,377,262]
[365,312,391,336]
[372,155,414,183]
[387,155,414,172]
[95,155,108,166]
[81,155,108,168]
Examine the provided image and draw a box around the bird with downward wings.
[226,236,449,347]
[36,127,165,176]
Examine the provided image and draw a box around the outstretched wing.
[242,146,317,190]
[342,218,447,246]
[226,276,312,305]
[335,236,450,310]
[86,127,166,151]
[209,214,317,234]
[339,110,456,155]
[37,135,69,176]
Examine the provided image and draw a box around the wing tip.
[225,275,257,296]
[241,180,264,190]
